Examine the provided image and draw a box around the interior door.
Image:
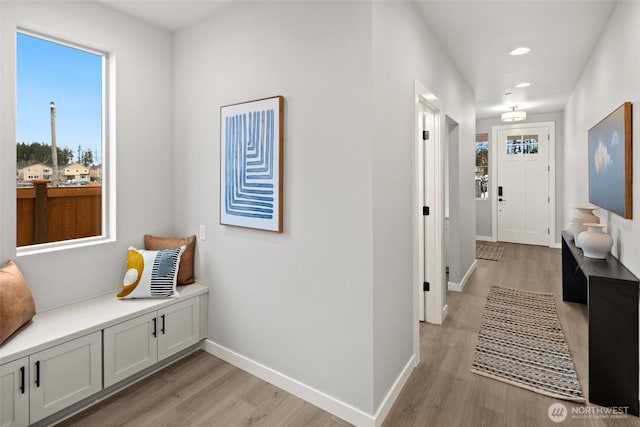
[497,126,550,246]
[422,109,435,322]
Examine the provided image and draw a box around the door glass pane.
[523,134,539,154]
[506,135,523,155]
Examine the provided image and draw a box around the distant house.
[90,164,102,183]
[62,163,90,182]
[18,162,53,182]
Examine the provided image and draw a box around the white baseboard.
[447,259,478,293]
[476,235,494,242]
[372,355,416,427]
[550,242,561,249]
[203,339,411,427]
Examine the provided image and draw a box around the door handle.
[35,361,40,388]
[152,317,157,337]
[161,314,165,335]
[499,197,506,202]
[20,366,25,394]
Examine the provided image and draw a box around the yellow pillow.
[117,246,185,299]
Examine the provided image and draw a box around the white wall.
[173,1,376,415]
[0,1,174,311]
[564,0,640,277]
[371,0,475,407]
[476,111,565,244]
[2,0,478,422]
[174,0,476,420]
[371,2,475,295]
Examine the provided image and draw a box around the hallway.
[383,242,637,426]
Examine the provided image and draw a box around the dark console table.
[562,231,639,415]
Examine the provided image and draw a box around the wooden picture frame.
[588,101,632,219]
[220,96,284,232]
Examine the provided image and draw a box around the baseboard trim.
[550,242,561,249]
[447,259,478,292]
[373,354,416,427]
[476,235,494,242]
[203,339,377,427]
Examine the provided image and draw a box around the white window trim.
[15,28,116,257]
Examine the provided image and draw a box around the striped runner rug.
[471,286,585,403]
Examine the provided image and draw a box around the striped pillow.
[117,246,185,299]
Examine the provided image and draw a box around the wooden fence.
[17,180,102,247]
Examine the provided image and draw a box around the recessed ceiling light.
[510,47,530,56]
[515,82,531,88]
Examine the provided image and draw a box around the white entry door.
[497,126,551,246]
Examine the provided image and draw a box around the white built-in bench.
[0,283,208,427]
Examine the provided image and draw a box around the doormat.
[476,244,504,261]
[471,286,585,403]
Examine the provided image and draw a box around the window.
[475,133,489,199]
[506,134,539,155]
[16,31,109,250]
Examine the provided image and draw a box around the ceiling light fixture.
[515,82,531,88]
[510,47,530,56]
[501,106,527,122]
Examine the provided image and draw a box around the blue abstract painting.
[588,102,632,219]
[220,96,283,231]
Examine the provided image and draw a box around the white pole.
[50,101,59,186]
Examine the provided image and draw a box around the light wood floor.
[58,350,351,427]
[60,243,639,426]
[383,242,639,427]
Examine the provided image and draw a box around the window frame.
[16,28,115,256]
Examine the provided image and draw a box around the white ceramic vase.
[572,206,599,247]
[577,223,612,259]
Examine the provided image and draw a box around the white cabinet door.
[158,298,199,361]
[0,357,29,427]
[103,312,158,388]
[29,332,102,423]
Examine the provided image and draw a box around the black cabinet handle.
[152,317,157,337]
[35,361,40,387]
[20,366,25,394]
[161,314,165,335]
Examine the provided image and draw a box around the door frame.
[490,121,556,246]
[413,79,446,344]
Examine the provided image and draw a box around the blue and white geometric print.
[220,96,283,231]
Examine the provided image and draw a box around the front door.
[497,126,550,246]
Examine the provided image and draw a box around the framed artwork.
[588,101,632,219]
[220,96,284,232]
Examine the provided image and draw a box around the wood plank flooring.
[383,242,638,427]
[57,351,351,426]
[60,243,639,426]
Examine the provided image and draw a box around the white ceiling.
[415,1,618,118]
[99,0,619,119]
[99,0,232,31]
